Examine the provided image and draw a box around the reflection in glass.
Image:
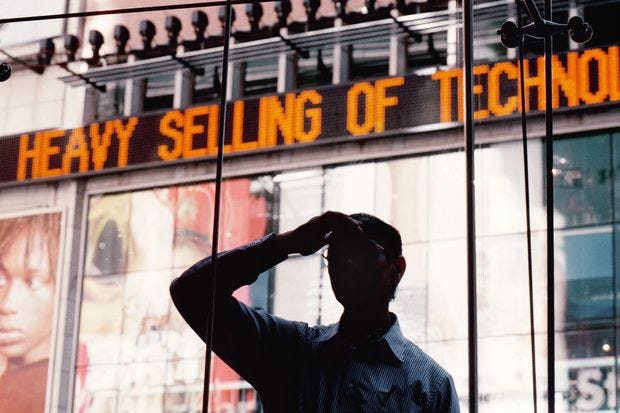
[144,74,175,112]
[558,228,613,327]
[96,82,126,119]
[554,134,612,228]
[273,255,322,324]
[558,329,617,411]
[245,57,278,97]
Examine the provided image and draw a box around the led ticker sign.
[1,45,618,186]
[433,46,620,122]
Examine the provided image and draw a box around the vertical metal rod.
[544,0,556,410]
[202,1,233,412]
[517,2,538,410]
[463,0,478,410]
[608,137,619,413]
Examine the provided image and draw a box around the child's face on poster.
[0,226,55,365]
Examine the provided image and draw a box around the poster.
[75,179,267,413]
[0,212,62,412]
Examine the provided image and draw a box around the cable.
[202,0,233,411]
[516,1,538,411]
[0,0,254,25]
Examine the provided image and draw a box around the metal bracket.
[171,54,206,76]
[58,62,107,92]
[389,12,422,42]
[497,0,592,48]
[0,47,44,76]
[277,31,310,59]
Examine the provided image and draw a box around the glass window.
[426,238,468,342]
[143,74,174,112]
[612,132,620,222]
[273,255,323,324]
[351,38,390,80]
[193,65,222,104]
[387,155,430,244]
[276,169,324,233]
[245,57,278,97]
[298,48,334,89]
[407,33,448,72]
[477,140,546,236]
[476,333,547,412]
[324,163,379,213]
[427,151,466,241]
[557,228,614,327]
[558,329,617,411]
[554,134,613,228]
[477,232,548,337]
[391,243,428,343]
[96,82,125,120]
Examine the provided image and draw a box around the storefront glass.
[1,2,619,412]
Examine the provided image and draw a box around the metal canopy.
[58,0,614,88]
[57,0,480,88]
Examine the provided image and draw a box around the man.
[170,211,459,412]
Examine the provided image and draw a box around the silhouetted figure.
[170,211,459,412]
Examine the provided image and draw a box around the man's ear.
[391,255,406,285]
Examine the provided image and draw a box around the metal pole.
[517,3,538,411]
[463,0,478,410]
[544,0,555,410]
[202,1,233,412]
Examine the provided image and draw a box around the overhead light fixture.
[192,11,208,44]
[139,19,156,52]
[165,15,182,51]
[64,34,80,62]
[37,38,56,73]
[88,30,104,66]
[113,25,130,55]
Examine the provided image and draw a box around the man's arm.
[170,232,300,387]
[169,210,363,338]
[433,375,460,413]
[169,232,291,341]
[169,211,362,385]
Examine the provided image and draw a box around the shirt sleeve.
[169,233,302,390]
[432,375,461,413]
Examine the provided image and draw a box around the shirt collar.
[314,313,407,364]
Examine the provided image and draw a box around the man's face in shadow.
[325,234,398,311]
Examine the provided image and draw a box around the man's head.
[324,213,406,311]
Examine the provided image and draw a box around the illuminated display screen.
[0,45,618,186]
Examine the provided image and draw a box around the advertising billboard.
[74,178,268,412]
[0,212,62,412]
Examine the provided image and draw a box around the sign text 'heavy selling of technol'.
[1,45,618,186]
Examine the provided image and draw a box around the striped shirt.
[171,234,460,413]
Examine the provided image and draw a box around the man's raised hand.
[277,211,363,256]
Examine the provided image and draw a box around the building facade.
[0,0,619,411]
